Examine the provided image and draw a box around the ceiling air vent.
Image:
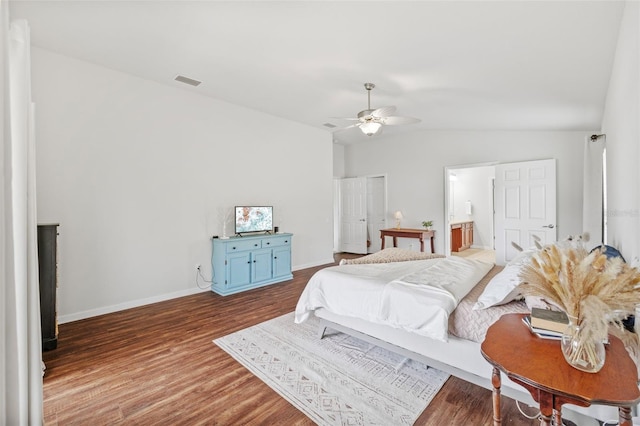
[174,75,202,87]
[323,123,337,128]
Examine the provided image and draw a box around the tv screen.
[235,206,273,234]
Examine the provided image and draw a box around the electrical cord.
[195,266,212,289]
[516,400,540,420]
[517,400,609,426]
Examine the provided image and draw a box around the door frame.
[444,162,498,256]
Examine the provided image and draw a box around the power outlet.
[195,263,201,271]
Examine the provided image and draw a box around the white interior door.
[494,159,557,265]
[366,176,386,253]
[338,177,368,254]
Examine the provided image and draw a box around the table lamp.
[394,211,403,229]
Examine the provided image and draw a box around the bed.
[294,249,620,423]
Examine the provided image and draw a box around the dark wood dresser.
[38,224,59,351]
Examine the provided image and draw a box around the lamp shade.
[394,211,403,219]
[360,122,382,136]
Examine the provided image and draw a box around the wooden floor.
[42,253,542,425]
[451,248,496,264]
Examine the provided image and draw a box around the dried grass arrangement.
[519,238,640,371]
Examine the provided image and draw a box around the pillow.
[472,248,538,310]
[524,295,561,311]
[591,244,626,262]
[472,263,523,310]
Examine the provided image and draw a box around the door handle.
[359,219,366,222]
[542,224,555,229]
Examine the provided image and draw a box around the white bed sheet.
[294,256,493,342]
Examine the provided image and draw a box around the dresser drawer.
[262,236,291,248]
[226,239,262,253]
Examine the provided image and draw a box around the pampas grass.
[519,239,640,369]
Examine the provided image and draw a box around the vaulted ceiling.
[9,1,625,144]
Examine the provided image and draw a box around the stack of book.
[522,307,570,340]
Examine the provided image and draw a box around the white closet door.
[367,176,386,253]
[338,177,368,254]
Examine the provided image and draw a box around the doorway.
[335,175,387,254]
[445,164,496,261]
[444,159,557,265]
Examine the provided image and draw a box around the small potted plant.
[422,220,433,230]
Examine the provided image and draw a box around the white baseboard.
[293,257,335,271]
[59,258,335,324]
[58,286,210,324]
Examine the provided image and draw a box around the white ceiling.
[9,1,625,144]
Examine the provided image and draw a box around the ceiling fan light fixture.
[334,82,419,137]
[360,122,382,136]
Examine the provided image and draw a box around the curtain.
[1,0,44,423]
[583,135,606,246]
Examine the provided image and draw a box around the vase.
[560,323,605,373]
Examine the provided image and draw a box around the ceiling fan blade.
[383,116,421,125]
[333,123,360,132]
[371,105,396,117]
[330,116,360,121]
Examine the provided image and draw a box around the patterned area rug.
[213,312,449,425]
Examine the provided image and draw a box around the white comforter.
[294,256,493,342]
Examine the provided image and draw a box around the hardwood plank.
[43,254,539,425]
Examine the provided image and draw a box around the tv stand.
[211,233,293,296]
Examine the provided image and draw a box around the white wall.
[32,48,335,322]
[601,1,640,264]
[342,130,586,253]
[333,142,345,178]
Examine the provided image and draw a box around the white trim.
[293,258,335,271]
[58,258,336,323]
[58,286,209,324]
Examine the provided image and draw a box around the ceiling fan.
[336,83,421,136]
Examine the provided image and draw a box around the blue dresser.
[211,233,293,296]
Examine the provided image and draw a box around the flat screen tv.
[234,206,273,234]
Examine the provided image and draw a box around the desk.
[481,314,640,426]
[379,228,435,253]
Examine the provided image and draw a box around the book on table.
[522,315,562,340]
[530,307,570,334]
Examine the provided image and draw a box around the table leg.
[419,238,425,252]
[380,235,385,250]
[552,409,562,426]
[538,413,551,426]
[430,236,435,253]
[392,236,397,247]
[538,392,553,426]
[491,367,502,426]
[619,406,633,426]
